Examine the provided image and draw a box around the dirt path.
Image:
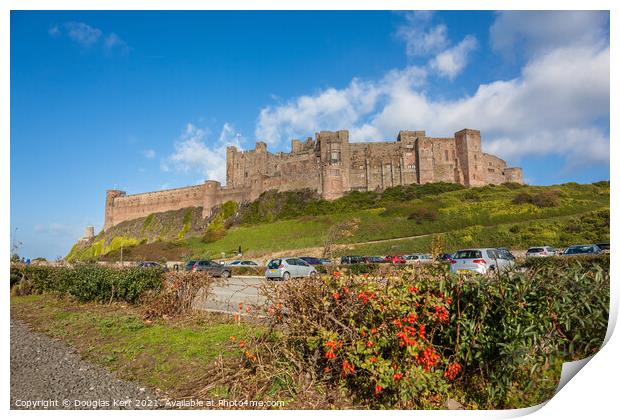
[10,318,163,410]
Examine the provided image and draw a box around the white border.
[2,1,617,420]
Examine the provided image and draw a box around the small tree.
[322,218,360,259]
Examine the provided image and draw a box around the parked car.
[299,256,324,266]
[404,254,433,264]
[226,260,258,266]
[449,248,515,275]
[384,255,407,264]
[191,260,232,278]
[437,253,453,261]
[562,244,602,256]
[265,258,318,281]
[596,242,610,254]
[364,256,388,264]
[340,256,366,264]
[496,248,516,261]
[185,260,197,271]
[525,246,557,258]
[137,261,168,271]
[319,258,333,265]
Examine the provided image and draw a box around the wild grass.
[10,294,256,392]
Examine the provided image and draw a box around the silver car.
[450,248,515,275]
[265,258,318,281]
[526,246,557,258]
[404,254,433,264]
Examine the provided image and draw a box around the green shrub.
[407,207,439,224]
[10,264,164,303]
[248,260,608,409]
[10,264,23,287]
[512,190,560,208]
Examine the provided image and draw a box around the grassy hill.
[67,181,610,262]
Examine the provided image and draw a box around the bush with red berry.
[259,257,608,408]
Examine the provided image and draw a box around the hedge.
[11,264,165,303]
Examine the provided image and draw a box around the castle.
[103,128,523,230]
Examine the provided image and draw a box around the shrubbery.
[142,271,217,319]
[216,259,609,409]
[512,190,561,208]
[10,264,165,303]
[235,183,465,225]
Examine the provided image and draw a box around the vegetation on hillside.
[66,181,610,261]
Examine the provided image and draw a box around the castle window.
[330,150,340,163]
[444,150,449,161]
[488,168,495,173]
[245,172,248,177]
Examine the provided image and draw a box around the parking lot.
[192,276,266,314]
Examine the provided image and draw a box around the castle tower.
[202,180,222,219]
[226,146,238,188]
[415,136,435,184]
[455,129,485,187]
[84,225,95,239]
[103,190,126,231]
[504,167,524,184]
[317,130,350,200]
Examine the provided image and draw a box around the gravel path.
[10,318,164,409]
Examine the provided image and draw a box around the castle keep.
[103,128,523,230]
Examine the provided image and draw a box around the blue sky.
[10,10,610,259]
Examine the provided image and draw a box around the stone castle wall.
[103,128,523,230]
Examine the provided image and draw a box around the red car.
[384,255,406,264]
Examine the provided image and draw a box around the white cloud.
[485,128,609,170]
[166,122,241,183]
[254,35,609,172]
[396,11,449,57]
[104,33,130,53]
[255,66,426,144]
[64,22,102,47]
[430,35,478,80]
[490,11,609,58]
[142,149,156,159]
[49,22,130,52]
[48,25,61,37]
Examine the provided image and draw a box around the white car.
[404,254,433,264]
[450,248,515,275]
[265,258,318,281]
[525,246,557,258]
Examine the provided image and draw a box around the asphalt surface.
[10,318,162,410]
[192,276,268,313]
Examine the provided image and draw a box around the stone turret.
[202,180,222,218]
[103,189,126,231]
